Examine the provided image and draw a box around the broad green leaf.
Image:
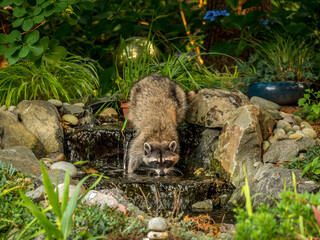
[13,6,27,17]
[30,44,44,56]
[67,13,78,25]
[33,14,45,24]
[22,19,34,31]
[19,45,31,58]
[34,6,43,16]
[0,0,13,7]
[8,51,20,64]
[7,30,21,42]
[67,0,75,4]
[40,161,62,219]
[41,0,52,8]
[54,1,67,12]
[43,7,55,17]
[13,0,24,5]
[26,30,40,45]
[314,169,320,175]
[0,34,7,44]
[19,190,62,240]
[5,45,21,57]
[13,18,24,28]
[45,46,67,61]
[38,0,46,4]
[39,36,49,51]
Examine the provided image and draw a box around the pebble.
[220,194,229,205]
[276,120,292,133]
[301,121,313,129]
[63,104,84,118]
[288,133,303,141]
[148,217,168,232]
[287,131,294,136]
[98,108,119,122]
[48,99,63,108]
[269,132,286,144]
[62,114,79,125]
[39,169,67,187]
[0,105,7,111]
[8,106,17,112]
[56,183,86,199]
[302,128,317,139]
[292,125,300,132]
[283,116,295,124]
[50,161,77,178]
[147,231,169,240]
[73,102,85,108]
[262,141,270,151]
[273,128,286,136]
[26,186,44,201]
[192,199,213,211]
[294,115,303,123]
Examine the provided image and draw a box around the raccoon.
[127,74,187,176]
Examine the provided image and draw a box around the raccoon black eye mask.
[127,74,186,176]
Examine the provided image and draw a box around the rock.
[17,100,64,154]
[63,104,84,118]
[48,99,63,108]
[78,109,95,126]
[56,183,86,199]
[0,146,41,178]
[26,186,44,201]
[276,120,292,133]
[62,114,79,126]
[192,199,213,211]
[185,88,249,128]
[250,96,280,110]
[287,131,294,136]
[0,105,6,111]
[98,108,119,122]
[100,188,130,206]
[39,169,75,186]
[283,116,295,124]
[229,164,320,208]
[297,138,317,151]
[0,112,46,158]
[73,103,85,108]
[288,133,303,141]
[213,105,275,186]
[262,141,270,151]
[253,162,263,168]
[268,132,287,144]
[294,115,303,123]
[263,140,300,163]
[267,110,281,120]
[82,190,127,213]
[302,128,317,139]
[147,231,169,240]
[47,152,66,163]
[8,106,17,113]
[50,161,77,178]
[220,194,230,206]
[292,125,300,132]
[148,217,168,232]
[301,121,313,129]
[273,128,286,136]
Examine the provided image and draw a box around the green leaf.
[0,34,7,44]
[7,30,22,42]
[19,190,62,240]
[40,161,62,220]
[13,6,27,17]
[60,169,70,216]
[67,13,78,25]
[13,18,24,28]
[38,0,46,4]
[39,36,49,51]
[33,14,45,24]
[242,0,262,9]
[19,45,31,58]
[22,19,34,31]
[13,0,24,5]
[0,0,13,7]
[26,30,40,45]
[8,50,20,64]
[67,0,75,4]
[43,6,55,17]
[5,45,21,57]
[54,1,67,12]
[34,6,43,16]
[226,0,238,9]
[41,0,52,8]
[45,46,67,61]
[30,44,44,56]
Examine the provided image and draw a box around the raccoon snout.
[159,170,165,176]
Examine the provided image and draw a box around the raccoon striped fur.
[127,74,187,176]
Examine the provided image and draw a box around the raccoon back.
[128,75,186,132]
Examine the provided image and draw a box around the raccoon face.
[142,141,179,176]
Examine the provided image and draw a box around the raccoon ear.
[169,141,177,152]
[144,142,152,156]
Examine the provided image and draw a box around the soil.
[280,106,320,139]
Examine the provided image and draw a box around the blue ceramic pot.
[248,82,306,105]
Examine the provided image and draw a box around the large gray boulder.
[213,105,275,187]
[186,89,250,128]
[0,112,46,158]
[17,100,64,154]
[229,164,320,207]
[0,146,41,178]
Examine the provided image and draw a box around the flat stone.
[147,231,169,240]
[63,104,84,118]
[0,146,41,178]
[47,152,66,163]
[273,128,286,136]
[73,103,85,108]
[302,128,317,139]
[283,116,295,124]
[98,108,118,122]
[250,96,280,110]
[263,140,300,163]
[267,110,281,120]
[268,132,287,144]
[148,217,168,232]
[276,120,292,133]
[48,99,63,108]
[82,190,119,209]
[50,161,77,178]
[192,199,213,211]
[62,114,79,126]
[294,115,303,123]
